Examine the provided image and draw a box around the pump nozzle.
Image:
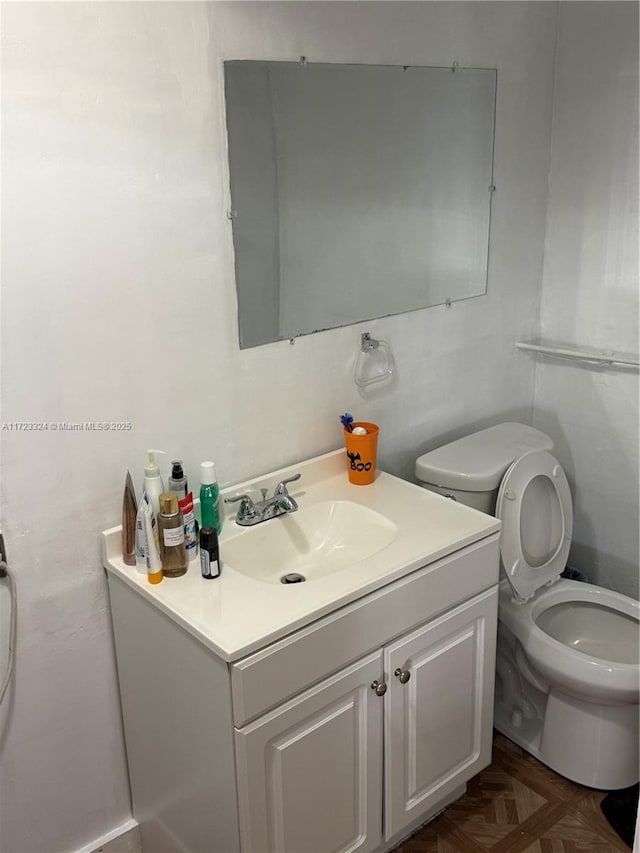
[145,449,166,478]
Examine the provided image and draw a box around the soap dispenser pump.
[143,449,166,517]
[168,460,188,500]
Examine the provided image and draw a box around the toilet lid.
[496,450,573,603]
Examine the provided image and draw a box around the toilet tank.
[415,422,554,515]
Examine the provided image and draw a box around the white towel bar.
[516,341,639,369]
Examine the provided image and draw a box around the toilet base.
[494,687,640,790]
[540,690,639,790]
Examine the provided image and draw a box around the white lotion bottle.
[143,449,166,517]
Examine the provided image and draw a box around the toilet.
[415,422,640,790]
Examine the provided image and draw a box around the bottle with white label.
[158,492,187,577]
[200,526,220,579]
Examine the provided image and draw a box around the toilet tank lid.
[415,423,554,491]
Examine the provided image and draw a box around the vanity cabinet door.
[383,587,498,842]
[235,651,384,853]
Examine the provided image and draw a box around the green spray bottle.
[199,461,222,535]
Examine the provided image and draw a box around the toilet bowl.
[499,578,639,789]
[415,423,640,789]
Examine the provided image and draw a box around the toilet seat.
[496,450,573,603]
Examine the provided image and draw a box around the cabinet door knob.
[370,679,387,696]
[394,667,411,684]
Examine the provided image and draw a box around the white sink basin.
[223,500,398,584]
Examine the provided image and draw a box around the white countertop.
[103,449,500,662]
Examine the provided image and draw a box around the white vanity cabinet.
[234,587,496,853]
[106,532,499,853]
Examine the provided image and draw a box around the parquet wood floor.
[393,732,633,853]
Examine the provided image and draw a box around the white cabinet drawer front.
[232,535,499,726]
[235,651,384,853]
[384,587,498,842]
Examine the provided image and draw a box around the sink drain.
[281,573,306,584]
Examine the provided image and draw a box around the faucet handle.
[273,473,301,497]
[224,493,257,523]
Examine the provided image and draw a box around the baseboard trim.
[72,818,141,853]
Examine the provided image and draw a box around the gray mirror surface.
[224,61,497,348]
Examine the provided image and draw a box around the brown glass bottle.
[158,492,187,577]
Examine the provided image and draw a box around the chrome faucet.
[225,474,301,527]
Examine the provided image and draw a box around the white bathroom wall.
[532,1,639,599]
[212,0,557,477]
[0,3,557,850]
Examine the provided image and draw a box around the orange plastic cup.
[344,422,379,485]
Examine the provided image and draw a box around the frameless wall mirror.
[224,60,497,349]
